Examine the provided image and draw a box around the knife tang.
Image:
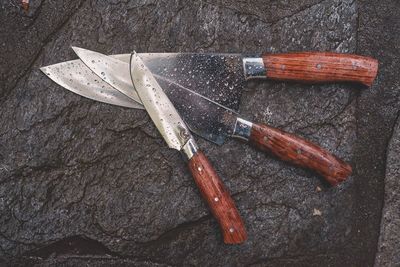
[183,141,247,244]
[244,52,378,86]
[232,118,352,186]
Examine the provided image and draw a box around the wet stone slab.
[0,0,398,266]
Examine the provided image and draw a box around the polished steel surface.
[40,56,144,109]
[130,52,192,151]
[72,47,143,105]
[73,48,245,111]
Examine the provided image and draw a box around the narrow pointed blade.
[130,53,191,150]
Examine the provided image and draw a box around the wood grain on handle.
[188,151,247,244]
[249,123,352,186]
[262,52,378,86]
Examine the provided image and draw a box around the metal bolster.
[242,57,266,80]
[181,138,199,160]
[232,118,253,141]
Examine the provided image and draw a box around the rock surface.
[0,0,398,266]
[375,119,400,266]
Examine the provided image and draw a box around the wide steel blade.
[40,56,144,109]
[73,47,245,111]
[154,72,239,145]
[130,52,192,151]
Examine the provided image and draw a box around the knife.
[68,48,352,186]
[64,49,378,113]
[129,52,247,244]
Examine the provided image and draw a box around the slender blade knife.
[69,48,352,186]
[129,52,247,244]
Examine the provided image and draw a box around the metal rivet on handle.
[197,166,202,172]
[214,197,219,202]
[180,129,190,139]
[229,228,234,233]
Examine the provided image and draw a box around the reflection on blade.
[72,47,143,104]
[138,53,245,111]
[130,52,191,151]
[72,47,245,112]
[40,58,144,109]
[155,73,238,145]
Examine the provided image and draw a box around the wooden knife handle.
[188,151,247,244]
[262,52,378,86]
[249,123,352,186]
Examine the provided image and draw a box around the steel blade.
[40,58,144,109]
[72,47,245,111]
[130,52,192,151]
[71,47,143,105]
[155,75,239,145]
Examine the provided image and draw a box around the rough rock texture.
[375,119,400,266]
[357,1,400,266]
[0,0,398,266]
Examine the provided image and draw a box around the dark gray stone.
[356,0,400,266]
[375,118,400,266]
[0,0,398,266]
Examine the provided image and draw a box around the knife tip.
[39,66,47,73]
[71,46,86,56]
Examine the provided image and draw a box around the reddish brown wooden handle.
[262,52,378,86]
[249,123,352,186]
[188,151,247,244]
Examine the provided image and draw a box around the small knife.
[129,52,247,244]
[70,48,352,186]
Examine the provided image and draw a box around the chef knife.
[64,49,378,113]
[129,52,247,244]
[70,48,352,186]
